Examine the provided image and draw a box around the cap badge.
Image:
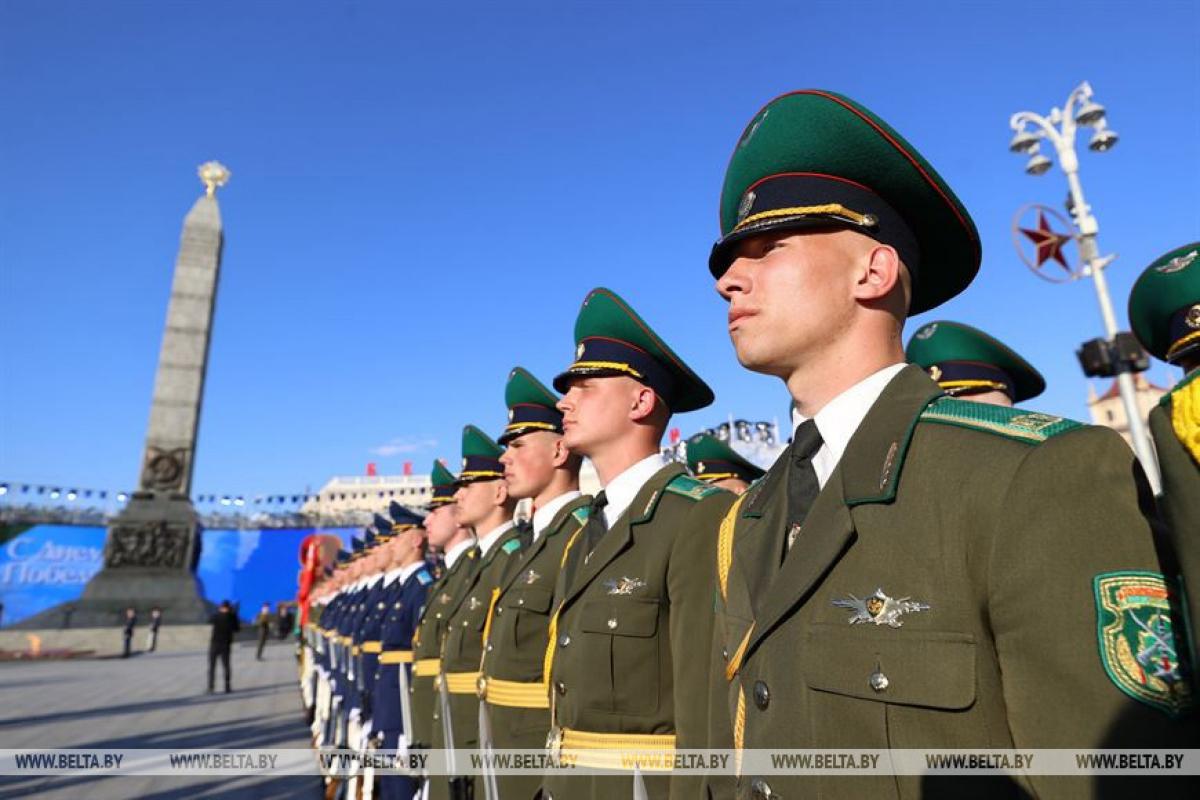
[696,461,706,473]
[576,342,586,360]
[1186,304,1200,330]
[833,588,930,628]
[1156,250,1198,274]
[604,576,646,596]
[508,408,515,421]
[737,191,756,222]
[462,457,469,469]
[915,323,938,340]
[928,365,942,382]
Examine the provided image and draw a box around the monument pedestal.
[12,493,212,629]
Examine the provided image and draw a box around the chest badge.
[833,588,930,628]
[468,596,483,611]
[604,576,646,596]
[523,569,541,585]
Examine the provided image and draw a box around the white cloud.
[370,436,438,457]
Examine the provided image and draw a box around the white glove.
[359,718,374,751]
[396,732,410,762]
[348,707,362,724]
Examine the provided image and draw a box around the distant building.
[300,474,431,515]
[1087,374,1168,449]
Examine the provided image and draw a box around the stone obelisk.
[73,162,231,625]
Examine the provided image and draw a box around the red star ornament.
[1020,211,1072,272]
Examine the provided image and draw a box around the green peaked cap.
[686,433,765,483]
[499,367,563,445]
[428,460,458,507]
[1128,242,1200,363]
[459,423,504,484]
[906,320,1045,403]
[711,90,980,316]
[553,287,715,413]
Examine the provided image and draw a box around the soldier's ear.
[551,436,571,468]
[493,479,509,507]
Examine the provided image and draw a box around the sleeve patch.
[1093,571,1193,717]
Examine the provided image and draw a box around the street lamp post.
[1008,81,1161,493]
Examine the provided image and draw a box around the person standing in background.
[145,607,162,652]
[255,602,272,660]
[121,607,136,658]
[209,599,240,693]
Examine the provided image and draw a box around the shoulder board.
[664,473,726,501]
[570,506,590,526]
[919,396,1083,444]
[501,538,522,555]
[416,569,432,586]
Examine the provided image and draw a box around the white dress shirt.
[396,560,425,586]
[600,453,667,528]
[476,520,515,557]
[443,536,476,570]
[531,490,583,542]
[793,363,907,488]
[382,566,404,587]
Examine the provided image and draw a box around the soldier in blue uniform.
[372,507,435,800]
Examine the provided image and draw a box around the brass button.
[607,618,618,630]
[559,634,571,647]
[869,670,889,693]
[721,647,729,661]
[555,681,566,696]
[753,680,770,710]
[517,598,525,606]
[486,643,494,652]
[495,605,503,615]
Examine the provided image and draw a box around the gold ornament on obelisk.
[197,161,231,197]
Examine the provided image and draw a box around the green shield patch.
[1093,571,1192,717]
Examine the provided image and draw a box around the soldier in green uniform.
[479,367,590,800]
[1130,241,1200,683]
[437,425,522,798]
[905,320,1045,407]
[411,460,477,793]
[542,287,736,800]
[686,433,766,494]
[705,90,1195,799]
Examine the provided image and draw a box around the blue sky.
[2,0,1198,500]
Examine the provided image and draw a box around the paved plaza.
[0,638,322,799]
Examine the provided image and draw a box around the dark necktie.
[581,491,609,558]
[785,419,824,558]
[516,519,534,550]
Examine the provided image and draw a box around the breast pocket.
[580,597,661,713]
[803,625,977,749]
[509,586,553,649]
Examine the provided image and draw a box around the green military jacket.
[542,462,735,800]
[480,494,591,800]
[436,525,525,754]
[411,546,478,750]
[1150,371,1200,683]
[710,365,1197,800]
